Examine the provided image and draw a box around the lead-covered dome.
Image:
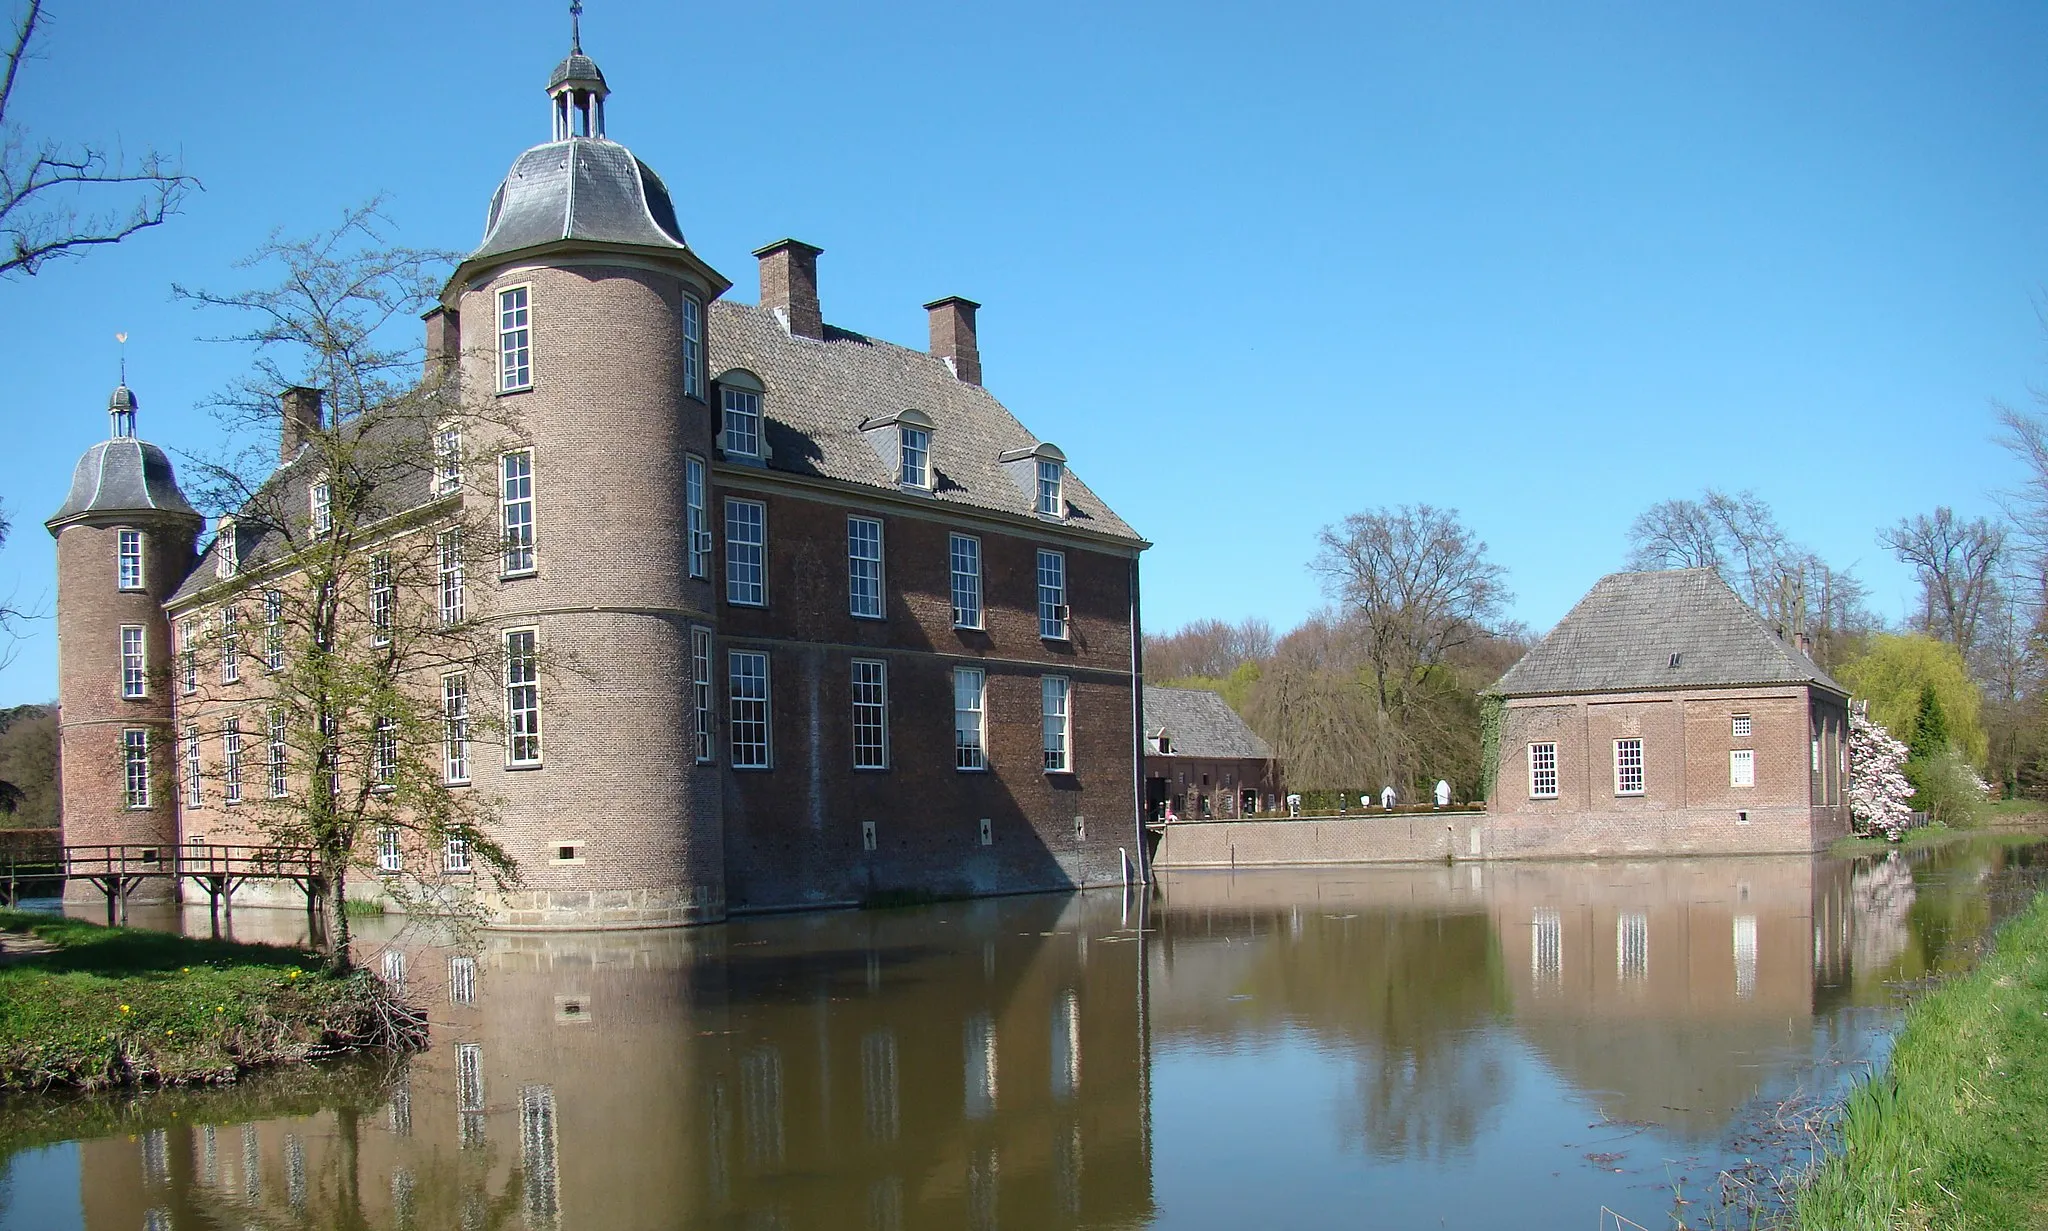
[46,385,200,529]
[473,139,689,262]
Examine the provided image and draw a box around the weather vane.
[570,1,583,52]
[116,332,128,384]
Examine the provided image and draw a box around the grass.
[1794,888,2048,1229]
[1831,826,2048,857]
[0,909,422,1092]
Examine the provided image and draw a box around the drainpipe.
[1128,555,1151,884]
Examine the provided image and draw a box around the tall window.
[1036,459,1064,517]
[500,451,535,575]
[505,629,542,766]
[446,836,472,875]
[1528,742,1558,798]
[434,424,463,496]
[444,673,470,784]
[214,609,239,686]
[725,499,766,606]
[117,529,144,590]
[498,285,532,392]
[852,659,888,770]
[379,826,403,874]
[121,625,147,698]
[264,591,284,671]
[373,716,398,786]
[900,426,930,488]
[223,718,243,805]
[1613,738,1644,796]
[722,388,761,459]
[1532,907,1562,985]
[1036,549,1068,640]
[268,709,289,798]
[729,650,770,769]
[439,529,465,625]
[1730,748,1755,788]
[184,724,203,808]
[124,729,150,808]
[1618,912,1649,981]
[368,554,394,647]
[954,668,987,771]
[847,516,884,619]
[682,297,703,399]
[217,520,238,579]
[686,456,709,579]
[1042,676,1071,772]
[950,534,982,629]
[692,628,714,763]
[311,480,332,535]
[179,620,197,694]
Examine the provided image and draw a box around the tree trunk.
[324,852,353,975]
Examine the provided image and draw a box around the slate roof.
[473,139,689,264]
[1493,568,1845,698]
[1143,686,1272,759]
[548,51,606,91]
[47,423,201,529]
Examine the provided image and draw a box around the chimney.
[1796,631,1815,659]
[753,238,823,340]
[925,296,981,385]
[422,306,461,389]
[280,386,323,463]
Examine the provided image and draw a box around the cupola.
[46,382,201,532]
[548,3,609,140]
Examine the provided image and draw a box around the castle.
[47,26,1149,928]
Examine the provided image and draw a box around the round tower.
[46,384,203,904]
[446,21,730,928]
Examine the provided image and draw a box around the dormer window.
[216,518,239,580]
[1036,459,1064,518]
[998,442,1068,518]
[901,426,930,489]
[434,424,463,496]
[857,408,935,492]
[310,481,332,536]
[716,370,767,462]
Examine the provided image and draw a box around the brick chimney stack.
[422,306,461,389]
[925,296,981,385]
[753,239,823,340]
[280,386,323,463]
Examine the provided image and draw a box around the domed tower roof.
[46,384,201,531]
[548,50,606,93]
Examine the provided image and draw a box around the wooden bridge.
[1,843,325,930]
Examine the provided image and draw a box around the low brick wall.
[1155,813,1486,868]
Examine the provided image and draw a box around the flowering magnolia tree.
[1848,706,1915,840]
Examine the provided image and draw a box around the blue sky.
[3,0,2047,705]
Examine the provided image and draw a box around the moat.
[1,839,2041,1230]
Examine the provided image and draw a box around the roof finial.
[570,0,583,52]
[116,331,128,385]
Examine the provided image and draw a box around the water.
[2,839,2041,1231]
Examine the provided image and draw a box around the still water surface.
[2,840,2041,1230]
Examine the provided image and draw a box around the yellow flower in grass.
[119,1005,131,1014]
[288,969,301,979]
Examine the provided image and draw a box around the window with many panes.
[445,836,472,875]
[498,286,532,392]
[434,423,463,496]
[373,716,398,787]
[184,724,203,807]
[950,534,982,629]
[268,708,288,798]
[1613,738,1644,796]
[369,553,393,647]
[217,519,238,579]
[682,297,703,399]
[1036,549,1067,640]
[1731,712,1751,738]
[379,826,403,873]
[311,480,332,535]
[722,388,761,459]
[725,499,765,606]
[443,673,470,784]
[686,456,709,579]
[1528,742,1558,798]
[439,529,464,625]
[900,426,930,488]
[121,625,147,698]
[692,628,714,763]
[264,591,284,671]
[729,650,770,769]
[852,659,888,770]
[1730,748,1754,788]
[1042,676,1071,772]
[955,667,987,771]
[117,529,144,590]
[505,629,542,766]
[1618,912,1649,981]
[1036,459,1063,518]
[124,729,150,808]
[848,516,884,619]
[217,611,241,681]
[500,451,535,575]
[223,718,243,804]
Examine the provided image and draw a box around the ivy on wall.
[1477,692,1504,803]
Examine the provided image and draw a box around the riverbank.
[0,909,423,1092]
[1794,887,2048,1229]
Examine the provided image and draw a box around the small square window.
[551,841,585,865]
[1731,713,1751,738]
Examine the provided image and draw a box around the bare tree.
[1145,616,1275,681]
[1877,507,2005,660]
[1623,498,1723,571]
[1,1,196,278]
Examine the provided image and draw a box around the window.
[500,451,535,575]
[268,709,288,798]
[434,424,462,496]
[184,724,203,808]
[223,718,243,805]
[498,285,532,392]
[1618,912,1649,981]
[449,955,477,1003]
[264,591,284,671]
[950,534,982,629]
[722,388,761,459]
[369,554,393,647]
[1733,915,1758,1000]
[954,667,987,771]
[692,628,714,763]
[379,826,403,874]
[374,716,398,787]
[439,529,464,625]
[1037,549,1068,640]
[1532,907,1562,984]
[124,729,150,808]
[729,650,770,769]
[221,607,241,682]
[686,456,709,579]
[1036,459,1064,517]
[900,426,930,488]
[505,629,541,766]
[847,516,884,619]
[444,673,470,784]
[725,499,765,606]
[178,620,197,694]
[1811,738,1822,773]
[457,1043,485,1113]
[682,297,703,399]
[1528,742,1558,798]
[852,659,888,770]
[1613,737,1644,796]
[445,836,471,875]
[1731,713,1751,739]
[311,480,332,535]
[1042,676,1071,772]
[121,625,147,698]
[1730,748,1755,788]
[217,519,238,580]
[117,529,144,590]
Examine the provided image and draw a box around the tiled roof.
[473,139,689,264]
[46,437,200,528]
[1493,568,1845,697]
[1143,685,1272,759]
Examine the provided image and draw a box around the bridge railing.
[57,843,322,881]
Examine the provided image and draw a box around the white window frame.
[268,708,289,798]
[498,284,533,393]
[434,423,463,497]
[123,728,151,809]
[729,650,771,770]
[950,533,983,629]
[221,607,241,683]
[1528,742,1558,799]
[725,498,766,607]
[449,954,477,1002]
[692,627,714,764]
[1618,912,1649,981]
[369,553,393,648]
[120,625,148,699]
[852,658,888,770]
[373,715,398,788]
[686,455,709,580]
[216,518,238,580]
[445,836,472,875]
[1613,737,1644,797]
[378,825,403,874]
[1731,712,1752,739]
[847,515,885,620]
[900,425,930,489]
[1730,748,1755,789]
[439,528,465,625]
[223,717,243,805]
[955,667,987,771]
[682,296,704,400]
[444,672,471,785]
[1036,459,1064,518]
[264,590,284,672]
[310,480,332,536]
[722,388,762,460]
[184,724,203,808]
[1036,549,1068,640]
[505,628,542,767]
[500,450,536,576]
[1041,675,1071,773]
[117,529,144,591]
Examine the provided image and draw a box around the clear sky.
[3,0,2047,706]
